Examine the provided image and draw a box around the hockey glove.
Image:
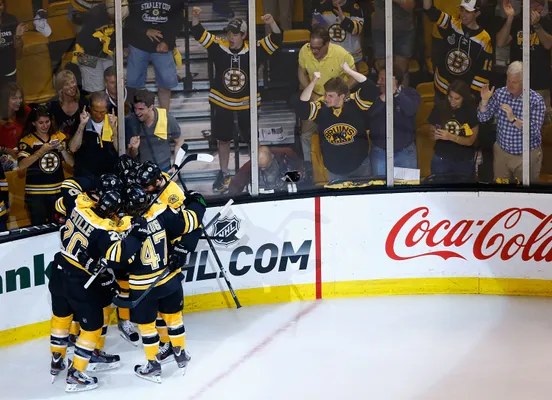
[130,216,148,242]
[167,243,189,272]
[78,249,100,274]
[98,268,120,297]
[184,190,207,208]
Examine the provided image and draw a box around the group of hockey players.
[47,154,207,392]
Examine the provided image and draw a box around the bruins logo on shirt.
[168,194,179,204]
[517,31,540,49]
[329,24,347,43]
[446,49,471,75]
[324,123,357,145]
[223,68,247,93]
[40,152,61,173]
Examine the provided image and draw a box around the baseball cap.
[459,0,481,12]
[226,19,247,34]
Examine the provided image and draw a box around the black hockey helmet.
[98,173,124,197]
[123,185,150,216]
[94,190,122,219]
[115,154,140,185]
[136,161,162,188]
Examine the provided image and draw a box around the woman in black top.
[428,80,479,179]
[47,70,88,138]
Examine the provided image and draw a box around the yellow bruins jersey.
[18,132,67,196]
[127,200,206,291]
[191,23,282,111]
[158,172,185,209]
[426,6,492,96]
[313,0,364,62]
[59,201,137,278]
[55,175,98,217]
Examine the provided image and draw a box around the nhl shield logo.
[212,216,241,247]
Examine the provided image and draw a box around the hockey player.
[292,62,379,182]
[55,173,140,346]
[423,0,493,100]
[122,185,206,383]
[116,153,141,187]
[134,161,203,364]
[190,7,283,193]
[56,189,148,392]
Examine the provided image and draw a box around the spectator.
[264,0,294,32]
[312,0,364,65]
[125,0,185,111]
[126,89,183,172]
[0,162,6,231]
[191,8,283,193]
[0,82,30,162]
[496,0,552,118]
[293,63,379,182]
[298,27,356,179]
[423,0,493,101]
[369,67,420,177]
[428,80,479,178]
[229,146,303,195]
[69,91,118,178]
[478,61,545,182]
[18,106,74,225]
[73,0,129,93]
[104,66,130,116]
[47,70,89,138]
[0,0,27,92]
[372,0,415,86]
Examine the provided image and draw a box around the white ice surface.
[2,295,552,400]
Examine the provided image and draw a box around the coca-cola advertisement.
[322,193,552,282]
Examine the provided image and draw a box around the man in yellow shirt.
[298,27,356,181]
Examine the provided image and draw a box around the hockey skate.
[157,341,175,365]
[118,319,140,346]
[173,347,191,374]
[65,367,98,392]
[134,359,162,383]
[50,352,71,383]
[87,349,121,371]
[66,334,77,355]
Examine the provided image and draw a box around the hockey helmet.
[136,161,162,188]
[115,154,140,186]
[95,190,122,219]
[123,185,150,216]
[98,173,124,197]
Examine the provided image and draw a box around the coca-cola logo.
[386,207,552,262]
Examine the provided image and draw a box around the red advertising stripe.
[315,197,322,299]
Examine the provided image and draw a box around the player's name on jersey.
[71,211,96,237]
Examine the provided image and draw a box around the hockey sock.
[96,305,113,351]
[159,312,185,350]
[69,321,80,337]
[73,328,102,372]
[116,279,130,321]
[156,313,170,344]
[50,314,72,358]
[138,322,160,361]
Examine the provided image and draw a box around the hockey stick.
[178,175,242,309]
[84,145,214,289]
[112,198,235,309]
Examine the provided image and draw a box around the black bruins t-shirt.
[510,15,552,90]
[428,104,479,161]
[125,0,184,53]
[0,13,18,78]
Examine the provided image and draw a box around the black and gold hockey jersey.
[0,165,7,221]
[18,132,67,196]
[74,4,114,59]
[191,23,283,111]
[292,79,379,175]
[55,175,98,218]
[59,198,138,278]
[312,0,364,62]
[127,200,206,291]
[158,171,185,209]
[426,6,492,96]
